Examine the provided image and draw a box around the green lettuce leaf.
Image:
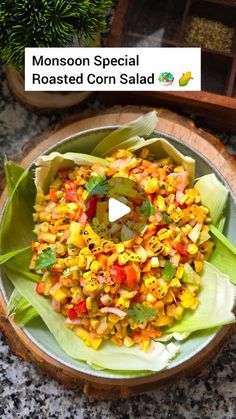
[167,262,235,334]
[194,174,228,225]
[0,247,31,265]
[35,152,110,194]
[5,266,179,371]
[92,111,158,157]
[0,162,35,254]
[8,288,38,325]
[209,225,236,284]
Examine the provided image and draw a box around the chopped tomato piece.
[124,266,138,289]
[86,196,98,219]
[110,265,126,283]
[64,180,78,202]
[49,188,58,202]
[36,282,46,294]
[75,300,87,314]
[68,308,77,320]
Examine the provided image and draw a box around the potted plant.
[0,0,113,110]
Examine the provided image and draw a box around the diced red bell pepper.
[156,224,168,232]
[110,265,126,283]
[75,300,87,314]
[36,281,46,294]
[86,196,98,219]
[49,188,58,202]
[173,242,189,262]
[68,308,77,320]
[63,180,78,202]
[124,266,138,289]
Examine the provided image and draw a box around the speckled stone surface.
[0,64,235,419]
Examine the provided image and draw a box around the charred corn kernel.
[147,237,163,255]
[108,314,121,324]
[90,319,99,329]
[86,297,93,310]
[86,281,99,292]
[107,253,118,266]
[202,225,209,232]
[176,306,184,317]
[146,293,156,303]
[155,316,171,326]
[167,203,176,214]
[175,265,184,279]
[82,190,87,200]
[111,336,123,346]
[64,303,73,310]
[185,189,196,205]
[170,211,184,223]
[116,243,125,253]
[124,336,134,347]
[127,252,142,262]
[139,339,150,351]
[170,277,181,287]
[174,165,184,172]
[104,285,110,293]
[67,203,78,211]
[194,260,203,273]
[85,255,94,270]
[151,256,159,267]
[182,224,192,235]
[162,245,171,256]
[50,287,68,303]
[168,194,175,203]
[109,283,120,294]
[78,254,86,269]
[80,247,92,255]
[116,297,130,310]
[158,228,172,240]
[90,261,100,273]
[187,243,198,255]
[179,195,187,205]
[155,195,167,212]
[118,253,129,265]
[144,177,159,194]
[179,289,196,308]
[122,291,137,300]
[145,276,158,289]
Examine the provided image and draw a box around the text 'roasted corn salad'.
[31,148,214,351]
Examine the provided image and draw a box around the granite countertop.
[0,65,235,419]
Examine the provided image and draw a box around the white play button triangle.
[108,198,131,222]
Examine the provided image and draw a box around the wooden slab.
[0,106,235,400]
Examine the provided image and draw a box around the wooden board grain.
[0,106,235,400]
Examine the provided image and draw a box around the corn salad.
[31,148,213,351]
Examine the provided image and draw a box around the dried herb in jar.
[185,17,234,53]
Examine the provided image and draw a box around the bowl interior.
[1,126,236,380]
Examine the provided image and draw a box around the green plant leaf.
[5,267,179,372]
[84,176,110,199]
[35,152,110,194]
[127,304,157,323]
[194,174,228,225]
[92,111,158,157]
[163,261,176,281]
[209,225,236,284]
[140,199,155,217]
[167,262,235,333]
[35,247,57,271]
